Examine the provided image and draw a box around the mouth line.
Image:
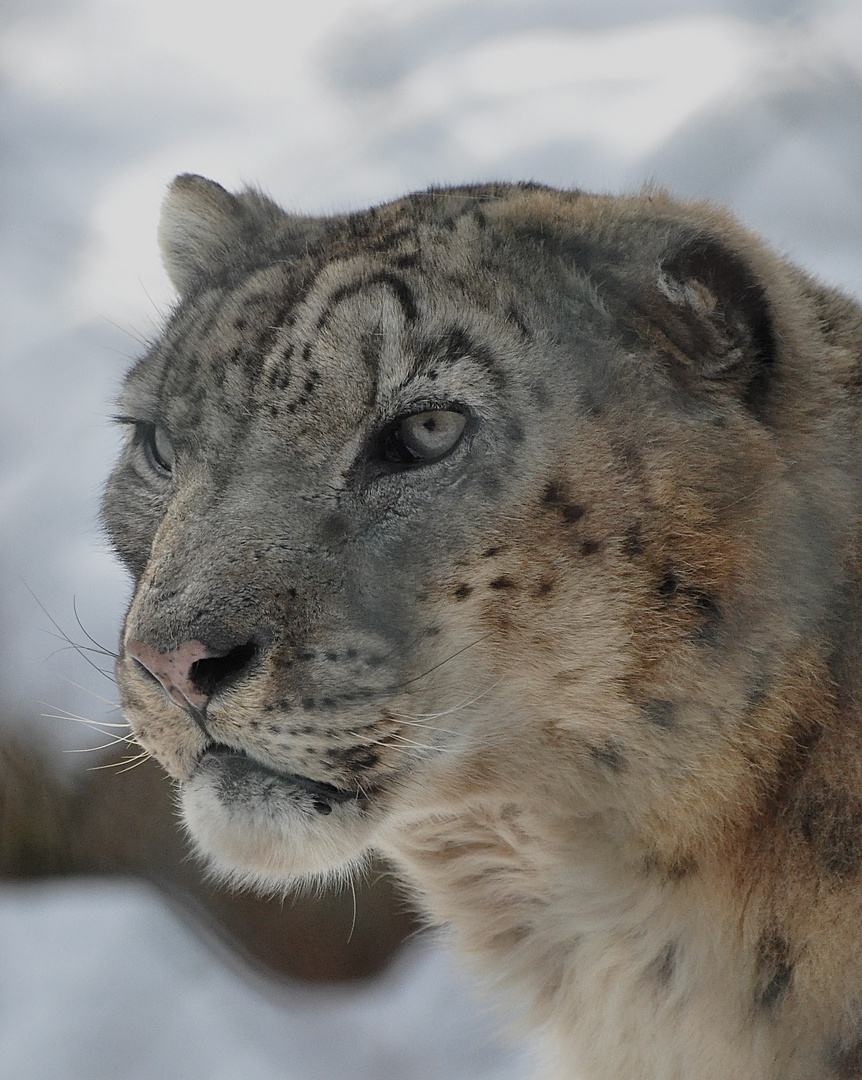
[200,742,363,806]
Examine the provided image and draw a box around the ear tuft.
[158,174,247,296]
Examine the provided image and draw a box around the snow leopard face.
[104,175,832,890]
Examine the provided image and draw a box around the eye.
[141,423,175,478]
[380,409,469,466]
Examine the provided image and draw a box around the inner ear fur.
[643,232,777,416]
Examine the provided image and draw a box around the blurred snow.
[0,878,532,1080]
[2,0,862,1076]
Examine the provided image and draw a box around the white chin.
[179,758,376,891]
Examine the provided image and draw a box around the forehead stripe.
[317,271,419,331]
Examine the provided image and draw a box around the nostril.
[189,640,258,698]
[125,637,259,712]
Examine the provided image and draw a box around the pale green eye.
[383,409,469,465]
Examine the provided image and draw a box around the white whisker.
[88,750,152,773]
[51,677,121,709]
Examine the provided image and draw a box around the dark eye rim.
[375,404,474,471]
[121,419,173,479]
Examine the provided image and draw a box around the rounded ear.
[158,174,289,297]
[648,234,776,416]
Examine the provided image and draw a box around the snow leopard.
[103,173,862,1080]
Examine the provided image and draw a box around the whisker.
[355,730,447,754]
[347,878,358,944]
[98,312,152,350]
[43,639,117,685]
[388,733,449,753]
[63,732,138,752]
[42,634,114,659]
[394,635,491,689]
[52,677,121,709]
[40,711,130,734]
[39,701,128,727]
[72,597,119,658]
[396,719,459,736]
[89,750,152,773]
[23,582,118,684]
[399,678,502,724]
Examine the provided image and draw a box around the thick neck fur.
[386,806,799,1080]
[381,666,862,1080]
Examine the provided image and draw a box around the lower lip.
[199,745,359,815]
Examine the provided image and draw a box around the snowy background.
[2,0,862,1076]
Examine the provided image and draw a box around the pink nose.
[126,639,216,711]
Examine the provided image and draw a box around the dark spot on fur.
[325,652,339,662]
[301,725,315,736]
[313,800,333,815]
[542,482,586,525]
[666,857,697,880]
[482,546,501,558]
[506,420,525,443]
[391,252,420,269]
[506,306,532,337]
[658,573,679,597]
[646,941,678,987]
[489,576,516,590]
[688,589,722,626]
[643,700,676,730]
[745,673,771,708]
[581,539,601,556]
[296,650,316,661]
[454,583,473,599]
[622,523,645,558]
[532,578,554,598]
[831,1036,862,1079]
[755,929,793,1009]
[425,626,440,637]
[320,513,349,544]
[529,381,551,410]
[645,854,698,881]
[797,792,862,880]
[430,326,506,388]
[326,745,380,772]
[590,742,625,773]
